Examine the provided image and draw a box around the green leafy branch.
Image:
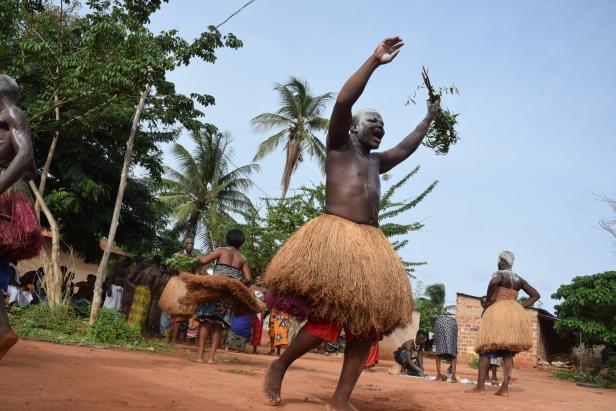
[407,66,460,155]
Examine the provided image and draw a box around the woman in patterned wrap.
[191,229,252,364]
[433,314,458,382]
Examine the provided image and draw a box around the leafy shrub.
[554,370,615,389]
[89,308,141,345]
[164,255,198,272]
[12,304,84,336]
[468,352,480,369]
[72,300,92,319]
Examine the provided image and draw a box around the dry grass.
[475,296,533,354]
[180,273,263,315]
[158,276,196,316]
[264,214,413,337]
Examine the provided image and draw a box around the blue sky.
[146,0,616,312]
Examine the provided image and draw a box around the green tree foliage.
[0,0,242,260]
[220,167,436,276]
[552,272,616,347]
[414,283,455,332]
[159,131,258,252]
[251,77,333,199]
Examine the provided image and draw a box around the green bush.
[72,300,92,319]
[11,304,84,336]
[89,308,141,345]
[467,352,480,369]
[554,370,615,389]
[164,255,198,272]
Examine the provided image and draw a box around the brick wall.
[455,293,539,368]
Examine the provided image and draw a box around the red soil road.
[1,340,615,411]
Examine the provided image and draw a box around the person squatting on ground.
[433,314,458,383]
[468,251,540,396]
[262,37,441,410]
[0,74,42,361]
[178,229,262,364]
[394,332,426,376]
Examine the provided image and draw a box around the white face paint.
[353,110,384,150]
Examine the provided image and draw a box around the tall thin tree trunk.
[89,87,149,325]
[280,137,300,200]
[27,180,62,307]
[35,100,60,219]
[36,33,62,218]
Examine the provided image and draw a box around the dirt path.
[1,341,615,410]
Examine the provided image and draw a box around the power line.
[216,0,256,29]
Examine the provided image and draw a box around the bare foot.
[450,377,458,383]
[264,359,284,405]
[325,402,358,411]
[0,330,18,362]
[434,374,443,382]
[207,359,214,364]
[495,388,509,397]
[195,358,205,363]
[466,387,486,394]
[490,379,499,386]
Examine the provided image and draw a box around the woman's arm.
[197,248,222,266]
[241,261,252,285]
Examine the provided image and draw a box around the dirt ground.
[2,340,615,411]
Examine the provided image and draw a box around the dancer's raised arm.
[328,36,404,150]
[379,97,440,173]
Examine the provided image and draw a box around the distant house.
[17,230,128,282]
[455,292,574,368]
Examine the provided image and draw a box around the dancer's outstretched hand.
[427,95,441,118]
[373,36,404,64]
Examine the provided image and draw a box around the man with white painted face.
[264,37,440,410]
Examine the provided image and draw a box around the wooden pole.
[89,86,149,325]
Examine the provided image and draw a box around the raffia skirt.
[264,214,413,338]
[179,273,265,316]
[0,177,42,261]
[158,276,196,316]
[475,290,532,354]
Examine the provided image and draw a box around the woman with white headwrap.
[469,251,540,396]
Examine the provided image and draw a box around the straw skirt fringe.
[475,299,532,354]
[179,273,264,316]
[264,214,413,337]
[158,276,196,316]
[0,179,42,261]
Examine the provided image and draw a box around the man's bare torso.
[325,148,381,226]
[0,109,16,168]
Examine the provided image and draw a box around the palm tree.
[422,283,452,315]
[251,77,334,199]
[416,283,455,331]
[159,130,259,252]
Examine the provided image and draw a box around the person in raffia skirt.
[179,229,263,364]
[468,251,540,396]
[0,75,42,362]
[262,37,441,410]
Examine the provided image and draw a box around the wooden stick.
[421,66,438,102]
